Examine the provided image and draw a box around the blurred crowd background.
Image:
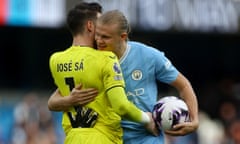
[1,0,240,144]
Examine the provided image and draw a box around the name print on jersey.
[57,59,84,72]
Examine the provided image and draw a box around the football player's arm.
[48,89,70,111]
[107,86,150,123]
[48,84,98,111]
[165,72,199,136]
[107,86,159,136]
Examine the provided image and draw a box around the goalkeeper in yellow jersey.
[48,2,158,144]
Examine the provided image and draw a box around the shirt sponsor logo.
[126,88,144,104]
[127,88,144,97]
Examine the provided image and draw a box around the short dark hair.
[67,2,102,36]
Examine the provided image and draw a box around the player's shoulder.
[128,41,164,55]
[128,41,147,48]
[50,45,84,58]
[98,51,118,60]
[49,50,65,61]
[49,46,76,63]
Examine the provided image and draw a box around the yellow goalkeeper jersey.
[49,46,125,142]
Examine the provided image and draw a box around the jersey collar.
[119,42,131,64]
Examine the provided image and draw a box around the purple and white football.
[152,96,189,131]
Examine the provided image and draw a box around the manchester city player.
[94,10,198,144]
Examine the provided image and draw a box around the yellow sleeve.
[107,87,150,124]
[49,54,56,81]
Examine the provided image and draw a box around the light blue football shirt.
[120,41,179,144]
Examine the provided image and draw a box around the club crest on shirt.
[131,70,142,80]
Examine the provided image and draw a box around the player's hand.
[144,112,159,136]
[76,107,98,128]
[164,120,198,136]
[68,106,98,128]
[69,84,98,106]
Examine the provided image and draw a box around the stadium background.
[1,0,240,143]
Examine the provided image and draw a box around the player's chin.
[97,47,105,51]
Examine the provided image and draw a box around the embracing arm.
[48,84,98,111]
[107,86,159,136]
[165,72,199,136]
[107,86,148,123]
[48,89,70,111]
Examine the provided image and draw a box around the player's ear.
[87,20,94,32]
[121,32,128,41]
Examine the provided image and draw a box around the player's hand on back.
[144,112,159,136]
[69,84,99,106]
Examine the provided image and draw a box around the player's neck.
[117,42,127,59]
[72,35,93,48]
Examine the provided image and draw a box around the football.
[152,96,189,131]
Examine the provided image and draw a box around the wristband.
[141,111,150,124]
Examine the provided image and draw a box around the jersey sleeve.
[107,86,145,123]
[154,49,179,84]
[101,52,125,90]
[102,52,149,124]
[49,53,57,84]
[49,52,68,95]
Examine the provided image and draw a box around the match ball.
[152,96,189,131]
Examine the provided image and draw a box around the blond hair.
[97,10,131,35]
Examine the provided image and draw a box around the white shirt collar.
[119,43,131,64]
